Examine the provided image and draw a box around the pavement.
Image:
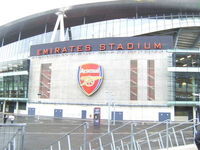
[1,115,153,150]
[0,115,198,150]
[159,144,197,150]
[2,115,129,150]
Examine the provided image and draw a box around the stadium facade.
[0,0,200,121]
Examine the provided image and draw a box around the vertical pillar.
[15,101,19,115]
[2,101,6,113]
[50,11,66,42]
[43,24,47,43]
[1,38,4,47]
[192,77,197,121]
[193,107,196,122]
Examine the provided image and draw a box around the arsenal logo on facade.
[78,63,103,96]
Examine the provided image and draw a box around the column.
[192,77,196,121]
[15,101,19,114]
[2,100,6,113]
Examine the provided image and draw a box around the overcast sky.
[0,0,109,26]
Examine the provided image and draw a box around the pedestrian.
[9,115,15,124]
[3,114,8,124]
[195,131,200,150]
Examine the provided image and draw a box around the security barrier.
[43,122,89,150]
[85,119,199,150]
[42,119,200,150]
[0,123,26,150]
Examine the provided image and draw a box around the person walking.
[195,131,200,150]
[3,114,8,124]
[9,115,15,124]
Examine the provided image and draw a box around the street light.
[37,93,41,120]
[106,91,113,133]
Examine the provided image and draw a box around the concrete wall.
[27,103,174,121]
[28,50,172,121]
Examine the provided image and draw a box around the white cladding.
[28,50,173,121]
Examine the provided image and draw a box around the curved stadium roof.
[0,0,200,48]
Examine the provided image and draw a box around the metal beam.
[191,32,200,48]
[50,11,66,42]
[174,28,182,49]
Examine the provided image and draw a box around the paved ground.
[0,115,197,150]
[160,144,197,150]
[1,115,152,150]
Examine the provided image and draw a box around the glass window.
[175,72,200,101]
[113,19,120,36]
[106,20,113,37]
[127,18,134,36]
[120,19,127,36]
[39,64,52,99]
[99,21,106,38]
[130,60,138,100]
[174,53,200,67]
[87,23,94,39]
[0,59,29,73]
[93,22,100,38]
[0,75,28,98]
[18,102,26,110]
[147,60,155,100]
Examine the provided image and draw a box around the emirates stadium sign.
[30,36,173,56]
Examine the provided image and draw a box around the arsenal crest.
[78,63,103,96]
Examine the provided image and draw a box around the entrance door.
[159,112,171,121]
[175,106,193,121]
[81,110,87,119]
[54,109,63,118]
[112,111,123,121]
[28,108,35,116]
[6,101,16,113]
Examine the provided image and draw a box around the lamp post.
[112,102,116,125]
[37,93,41,120]
[106,91,113,133]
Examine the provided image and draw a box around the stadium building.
[0,0,200,121]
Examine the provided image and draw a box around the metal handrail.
[89,119,199,150]
[97,120,170,150]
[137,119,194,143]
[0,123,26,150]
[87,120,171,150]
[137,122,200,150]
[2,128,23,150]
[87,121,133,144]
[43,122,89,150]
[118,119,199,150]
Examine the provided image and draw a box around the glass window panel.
[113,19,120,36]
[87,23,94,39]
[80,24,87,39]
[99,21,106,38]
[120,19,127,37]
[127,18,134,36]
[19,102,26,110]
[106,20,113,37]
[39,64,52,99]
[93,22,100,38]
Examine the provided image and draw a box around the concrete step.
[159,144,197,150]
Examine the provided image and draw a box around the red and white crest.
[78,63,103,96]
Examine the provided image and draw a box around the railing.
[43,122,89,150]
[41,119,199,150]
[86,119,199,150]
[0,123,26,150]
